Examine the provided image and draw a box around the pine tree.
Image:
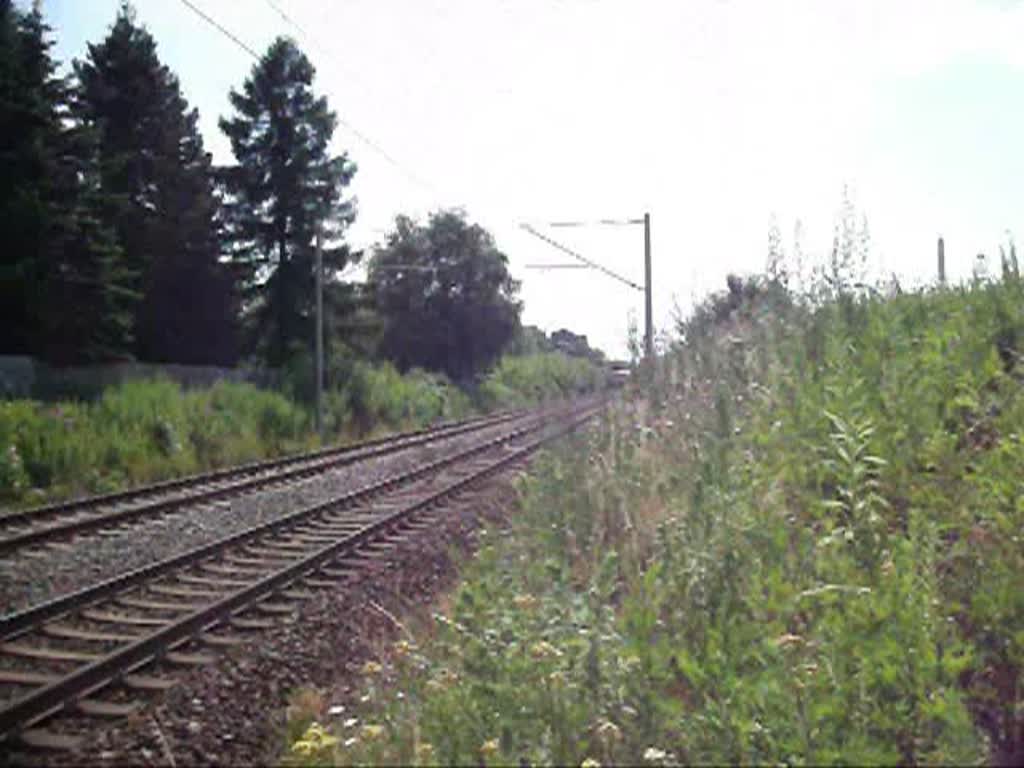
[73,2,237,364]
[0,0,134,362]
[219,37,357,369]
[1,0,61,354]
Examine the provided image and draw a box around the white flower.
[643,747,668,763]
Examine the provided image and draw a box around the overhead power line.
[181,0,642,302]
[519,224,643,292]
[178,0,442,200]
[259,0,444,200]
[179,0,261,58]
[544,218,646,228]
[524,263,592,270]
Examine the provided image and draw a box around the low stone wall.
[0,356,34,399]
[0,357,280,401]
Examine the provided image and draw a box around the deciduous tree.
[370,210,521,381]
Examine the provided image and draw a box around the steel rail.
[0,408,522,529]
[0,409,526,555]
[0,404,566,640]
[0,400,602,741]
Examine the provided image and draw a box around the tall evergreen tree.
[219,37,357,369]
[73,2,236,364]
[0,0,134,362]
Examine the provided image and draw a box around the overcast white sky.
[32,0,1024,357]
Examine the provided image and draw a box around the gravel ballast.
[0,417,533,614]
[11,471,528,767]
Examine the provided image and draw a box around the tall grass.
[1,352,605,507]
[290,269,1024,765]
[0,379,309,505]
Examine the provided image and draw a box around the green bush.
[0,378,311,506]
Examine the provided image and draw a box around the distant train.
[606,360,632,388]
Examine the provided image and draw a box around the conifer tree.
[219,37,357,368]
[74,2,236,364]
[0,0,134,361]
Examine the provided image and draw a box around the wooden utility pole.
[644,212,653,360]
[938,236,946,286]
[314,222,324,437]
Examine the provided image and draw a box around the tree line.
[1,2,552,386]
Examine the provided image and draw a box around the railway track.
[0,398,603,752]
[0,409,526,557]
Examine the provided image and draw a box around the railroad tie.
[0,643,101,663]
[41,624,141,644]
[80,609,169,627]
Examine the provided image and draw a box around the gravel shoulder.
[0,417,527,614]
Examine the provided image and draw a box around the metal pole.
[644,212,653,360]
[315,222,324,437]
[937,236,946,286]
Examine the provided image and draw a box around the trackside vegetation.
[0,353,605,507]
[284,261,1024,765]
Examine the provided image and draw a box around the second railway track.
[0,408,526,556]
[0,398,603,753]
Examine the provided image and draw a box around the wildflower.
[530,641,562,660]
[581,758,601,768]
[596,720,622,744]
[361,723,385,742]
[513,593,538,610]
[480,738,500,757]
[394,640,414,659]
[548,670,566,686]
[774,633,804,649]
[620,655,642,671]
[363,660,383,676]
[290,722,339,757]
[342,717,359,729]
[343,737,358,749]
[643,747,668,762]
[415,742,435,763]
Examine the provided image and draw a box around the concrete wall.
[0,356,280,401]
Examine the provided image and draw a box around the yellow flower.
[394,640,414,659]
[530,641,562,660]
[774,633,804,649]
[480,738,500,757]
[361,724,385,742]
[513,593,538,610]
[290,722,339,757]
[581,758,602,768]
[415,742,435,763]
[363,660,384,675]
[620,655,641,671]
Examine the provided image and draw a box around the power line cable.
[259,0,445,200]
[519,224,643,291]
[178,0,443,201]
[178,0,261,59]
[180,0,640,296]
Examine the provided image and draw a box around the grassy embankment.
[0,353,605,507]
[285,267,1024,766]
